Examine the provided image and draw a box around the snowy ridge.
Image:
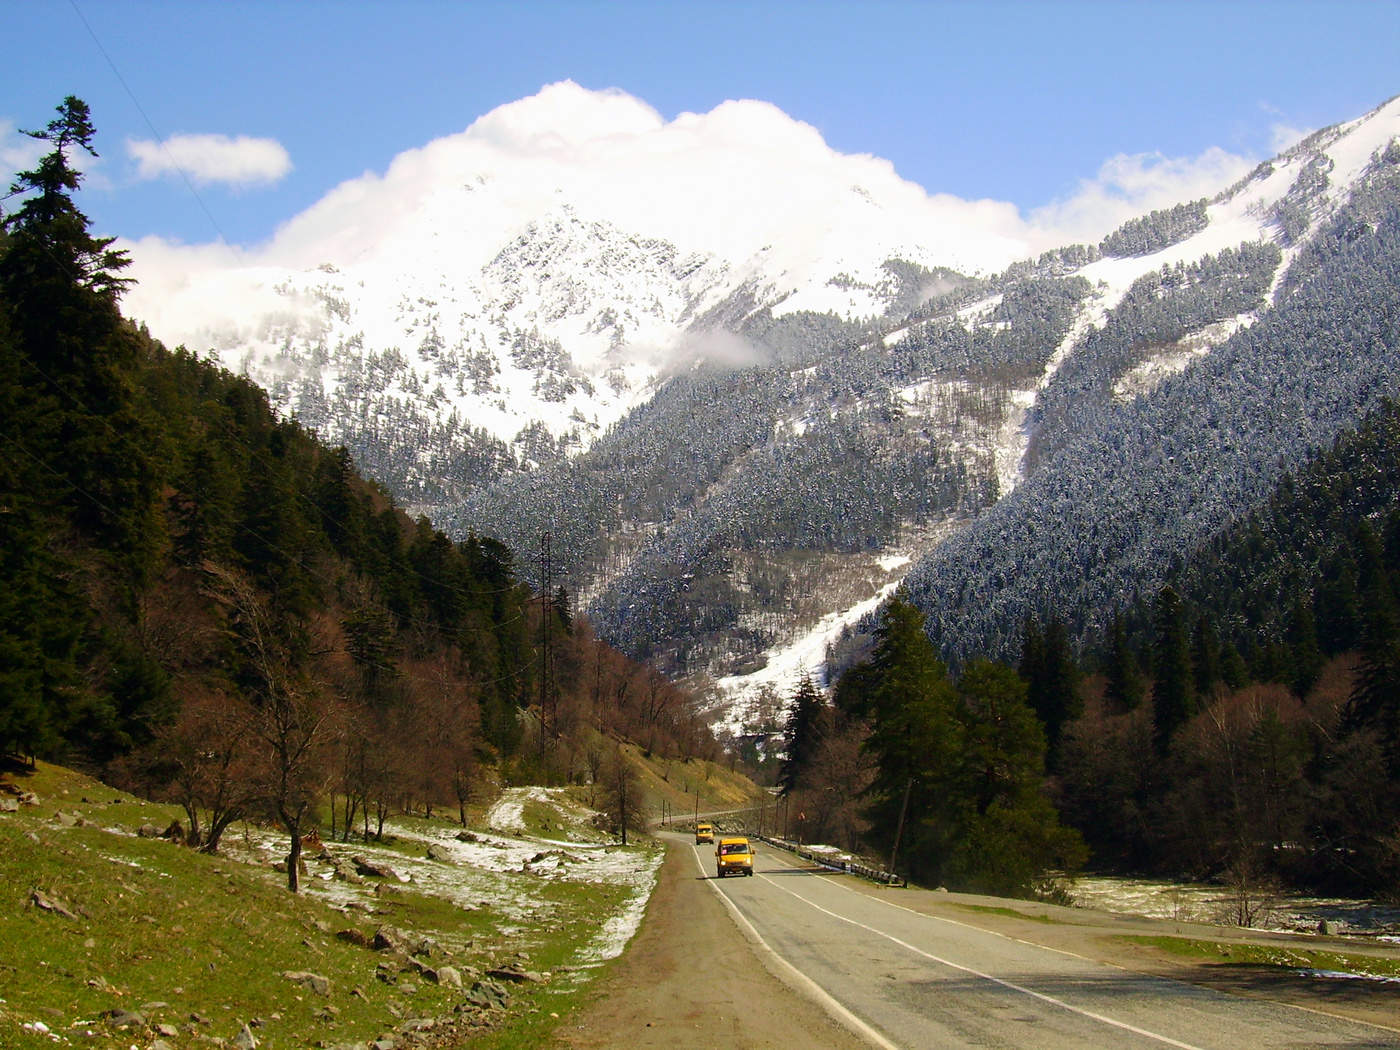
[121,85,1400,727]
[710,93,1400,715]
[124,82,1024,465]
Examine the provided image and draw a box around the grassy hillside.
[0,760,680,1050]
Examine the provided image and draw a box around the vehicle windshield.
[720,842,749,855]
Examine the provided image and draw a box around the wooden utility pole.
[538,531,555,745]
[887,777,914,879]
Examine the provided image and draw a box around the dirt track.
[549,836,871,1049]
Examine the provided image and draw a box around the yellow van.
[695,822,714,844]
[715,836,754,877]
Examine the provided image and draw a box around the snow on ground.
[209,786,662,968]
[712,576,904,735]
[1072,875,1400,937]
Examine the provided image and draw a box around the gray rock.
[460,979,510,1012]
[410,935,441,958]
[106,1009,146,1029]
[371,925,408,952]
[30,889,78,921]
[232,1023,258,1049]
[353,855,399,880]
[431,965,462,989]
[486,966,545,984]
[281,970,331,997]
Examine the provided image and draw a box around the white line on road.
[807,862,1400,1040]
[688,843,900,1050]
[755,862,1207,1050]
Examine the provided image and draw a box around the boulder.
[105,1009,146,1029]
[352,855,399,880]
[460,979,510,1012]
[281,971,331,997]
[371,925,409,952]
[431,965,462,989]
[486,966,545,984]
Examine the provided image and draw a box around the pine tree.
[1347,525,1400,770]
[1019,615,1081,770]
[777,673,827,797]
[1287,594,1324,699]
[1104,612,1145,710]
[835,595,961,880]
[1152,586,1194,754]
[0,97,154,561]
[1191,614,1222,700]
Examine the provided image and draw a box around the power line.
[68,0,239,255]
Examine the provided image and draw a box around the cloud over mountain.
[127,132,292,187]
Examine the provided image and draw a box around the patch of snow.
[712,576,904,736]
[1072,875,1400,937]
[1299,969,1400,985]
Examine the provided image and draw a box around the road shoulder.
[549,836,874,1049]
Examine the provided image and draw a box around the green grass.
[1121,935,1400,980]
[952,903,1059,923]
[0,763,660,1049]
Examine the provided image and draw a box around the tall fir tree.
[1104,612,1145,711]
[1152,585,1194,754]
[777,673,827,797]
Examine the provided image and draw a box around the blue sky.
[4,0,1399,249]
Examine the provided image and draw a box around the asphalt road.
[683,835,1400,1050]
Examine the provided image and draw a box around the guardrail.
[757,834,905,887]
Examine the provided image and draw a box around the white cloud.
[127,133,291,187]
[1026,146,1256,249]
[120,83,1271,359]
[1,119,47,175]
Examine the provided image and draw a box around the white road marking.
[754,851,1207,1050]
[808,862,1400,1039]
[687,842,900,1050]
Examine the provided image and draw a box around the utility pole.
[538,531,554,746]
[887,777,913,880]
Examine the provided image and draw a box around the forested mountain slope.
[907,121,1400,665]
[0,99,713,839]
[119,85,1400,722]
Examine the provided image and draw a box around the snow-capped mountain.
[122,84,1400,733]
[123,81,1026,486]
